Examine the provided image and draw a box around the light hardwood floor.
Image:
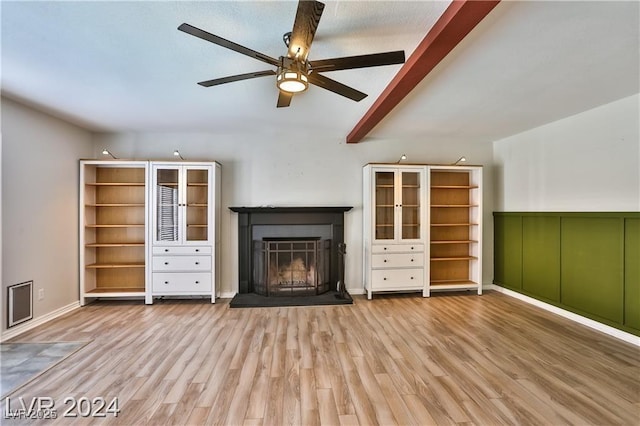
[2,291,639,425]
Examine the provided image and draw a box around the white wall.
[1,97,93,333]
[93,131,495,295]
[493,94,640,211]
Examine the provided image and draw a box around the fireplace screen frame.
[253,238,331,296]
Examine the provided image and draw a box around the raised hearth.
[229,206,352,296]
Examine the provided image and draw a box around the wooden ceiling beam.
[346,0,501,144]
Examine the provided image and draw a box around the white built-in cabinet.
[363,163,482,299]
[79,160,220,306]
[149,162,220,304]
[363,165,428,299]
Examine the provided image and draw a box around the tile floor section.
[1,342,87,397]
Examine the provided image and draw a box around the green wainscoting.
[625,219,640,330]
[523,216,560,303]
[494,215,522,291]
[494,212,640,337]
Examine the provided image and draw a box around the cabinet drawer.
[372,253,424,268]
[372,244,424,254]
[152,273,211,293]
[152,256,211,272]
[371,268,424,289]
[153,246,212,255]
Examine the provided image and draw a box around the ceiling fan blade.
[307,73,367,102]
[198,70,276,87]
[277,91,294,108]
[288,1,325,61]
[178,23,279,67]
[310,51,406,72]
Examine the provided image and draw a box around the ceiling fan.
[178,0,406,108]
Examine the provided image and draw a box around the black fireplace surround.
[229,206,352,295]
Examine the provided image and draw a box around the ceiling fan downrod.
[283,32,292,48]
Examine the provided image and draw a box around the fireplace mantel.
[229,206,353,294]
[229,206,352,214]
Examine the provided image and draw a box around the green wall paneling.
[493,214,522,290]
[624,218,640,330]
[522,216,560,303]
[494,212,639,337]
[561,217,623,323]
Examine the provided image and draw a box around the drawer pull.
[383,259,387,263]
[195,261,200,265]
[195,281,200,284]
[411,246,414,250]
[410,277,414,280]
[195,249,200,252]
[164,249,169,252]
[411,259,414,262]
[383,247,387,251]
[164,281,169,284]
[383,277,387,280]
[164,262,169,265]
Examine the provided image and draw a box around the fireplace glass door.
[253,239,331,296]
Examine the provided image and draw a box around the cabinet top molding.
[364,163,483,167]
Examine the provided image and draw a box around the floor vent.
[8,281,33,327]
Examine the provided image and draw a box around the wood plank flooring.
[2,291,639,425]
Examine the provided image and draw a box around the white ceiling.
[2,1,638,144]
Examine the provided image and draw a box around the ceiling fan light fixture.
[277,68,309,93]
[277,57,309,93]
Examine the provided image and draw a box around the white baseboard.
[487,284,640,347]
[1,301,81,342]
[346,287,365,295]
[218,292,236,299]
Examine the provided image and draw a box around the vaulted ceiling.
[2,1,638,144]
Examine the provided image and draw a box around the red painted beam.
[346,0,501,144]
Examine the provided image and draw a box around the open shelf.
[85,287,145,293]
[81,163,147,305]
[86,263,145,269]
[85,182,144,186]
[428,168,481,296]
[431,223,477,227]
[431,185,479,189]
[431,204,478,208]
[86,224,145,228]
[430,240,477,244]
[86,203,145,207]
[430,279,477,285]
[85,243,144,247]
[431,256,478,261]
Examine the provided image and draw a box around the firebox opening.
[253,237,331,297]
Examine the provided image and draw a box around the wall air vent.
[8,281,33,327]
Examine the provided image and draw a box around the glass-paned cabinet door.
[401,171,421,240]
[374,171,395,240]
[155,167,180,243]
[185,168,209,242]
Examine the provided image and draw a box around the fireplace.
[229,206,352,296]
